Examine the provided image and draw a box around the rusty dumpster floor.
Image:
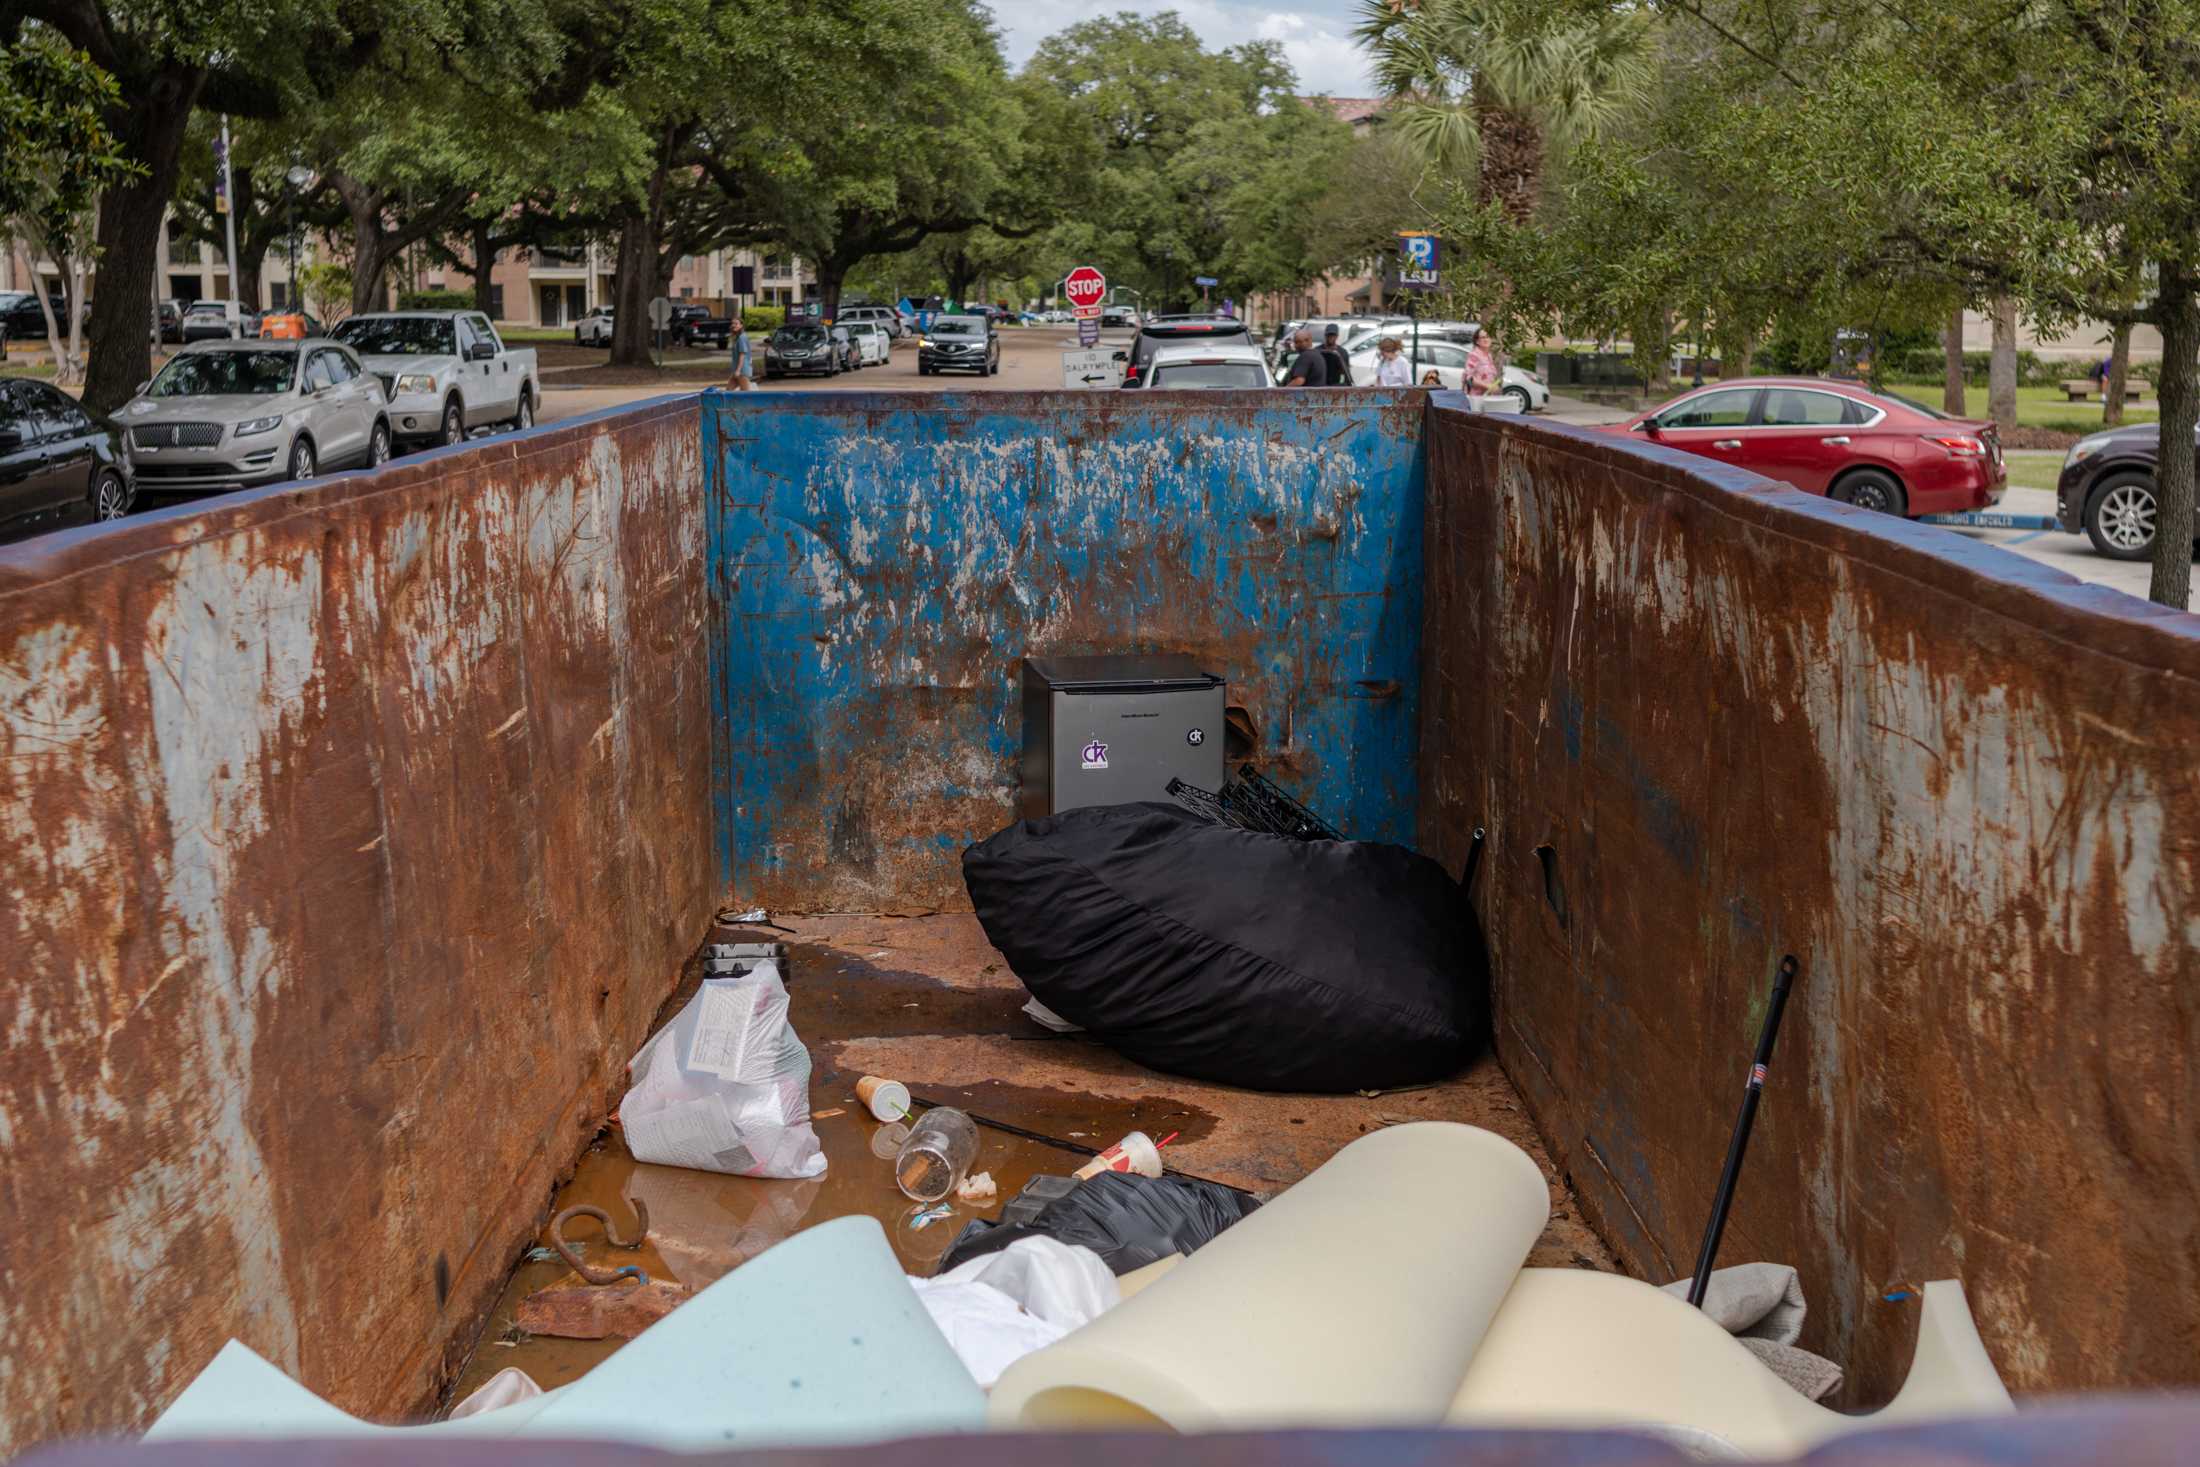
[445,911,1616,1408]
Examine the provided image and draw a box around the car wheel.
[514,392,534,430]
[2085,473,2157,561]
[91,468,129,521]
[441,398,465,447]
[1831,468,1908,517]
[1507,386,1533,413]
[288,436,316,482]
[369,420,392,467]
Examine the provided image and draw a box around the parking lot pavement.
[540,358,2182,608]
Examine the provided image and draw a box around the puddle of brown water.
[441,1087,1178,1410]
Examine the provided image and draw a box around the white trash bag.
[620,960,827,1179]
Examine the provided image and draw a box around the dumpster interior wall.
[704,391,1429,909]
[1418,409,2200,1401]
[0,399,715,1453]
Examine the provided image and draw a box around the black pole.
[1686,953,1801,1307]
[1461,826,1487,893]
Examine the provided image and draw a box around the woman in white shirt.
[1373,335,1413,387]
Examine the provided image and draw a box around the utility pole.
[286,164,312,311]
[218,117,243,332]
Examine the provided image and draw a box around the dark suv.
[1116,315,1254,388]
[918,315,998,376]
[2056,423,2200,560]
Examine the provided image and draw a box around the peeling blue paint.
[704,391,1428,906]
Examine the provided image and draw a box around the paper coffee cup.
[1074,1130,1163,1180]
[856,1075,911,1122]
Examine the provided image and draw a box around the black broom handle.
[1686,954,1800,1307]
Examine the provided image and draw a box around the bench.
[2061,378,2146,402]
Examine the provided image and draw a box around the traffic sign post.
[648,295,674,365]
[1065,265,1107,320]
[1077,317,1100,348]
[1061,347,1119,389]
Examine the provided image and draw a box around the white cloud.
[996,1,1376,97]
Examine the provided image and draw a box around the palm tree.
[1353,0,1656,222]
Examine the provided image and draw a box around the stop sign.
[1065,266,1107,318]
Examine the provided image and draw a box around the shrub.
[1884,347,2060,387]
[741,306,785,333]
[397,288,478,311]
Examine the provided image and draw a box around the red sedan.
[1602,377,2005,517]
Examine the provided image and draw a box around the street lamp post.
[285,164,312,314]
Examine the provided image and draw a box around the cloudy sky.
[997,1,1378,97]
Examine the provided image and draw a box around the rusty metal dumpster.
[1,385,2195,1457]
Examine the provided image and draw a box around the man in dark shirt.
[1280,328,1329,387]
[1319,324,1354,385]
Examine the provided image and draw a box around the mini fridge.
[1020,654,1226,818]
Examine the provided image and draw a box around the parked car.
[334,310,539,449]
[179,302,246,343]
[1116,314,1255,388]
[1133,342,1272,390]
[683,312,733,350]
[257,310,324,341]
[763,323,843,378]
[2055,422,2200,561]
[115,338,391,492]
[917,314,999,376]
[1601,377,2005,518]
[0,290,69,345]
[659,304,714,346]
[827,324,862,372]
[0,376,133,541]
[846,320,890,366]
[574,305,615,347]
[1100,304,1139,329]
[158,299,190,344]
[1344,339,1550,410]
[838,304,903,340]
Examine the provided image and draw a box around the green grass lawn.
[2000,454,2065,493]
[499,325,571,343]
[1884,379,2156,435]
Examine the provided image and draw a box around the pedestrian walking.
[1319,324,1354,385]
[1280,328,1329,387]
[727,317,754,390]
[1464,329,1499,396]
[1373,336,1412,387]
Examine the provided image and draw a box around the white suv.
[573,305,614,347]
[1135,342,1273,390]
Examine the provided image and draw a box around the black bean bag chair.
[962,802,1488,1092]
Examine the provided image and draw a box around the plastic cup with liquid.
[894,1107,979,1203]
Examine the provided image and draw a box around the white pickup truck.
[330,310,539,450]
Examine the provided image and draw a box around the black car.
[664,304,732,348]
[159,299,189,343]
[2055,422,2200,561]
[1116,314,1254,388]
[684,312,733,350]
[0,290,69,347]
[917,314,998,376]
[763,323,843,378]
[0,377,133,543]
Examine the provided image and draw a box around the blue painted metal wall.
[704,389,1429,909]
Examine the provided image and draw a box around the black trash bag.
[938,1170,1261,1276]
[962,802,1488,1092]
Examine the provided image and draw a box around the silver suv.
[837,303,902,339]
[117,339,390,494]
